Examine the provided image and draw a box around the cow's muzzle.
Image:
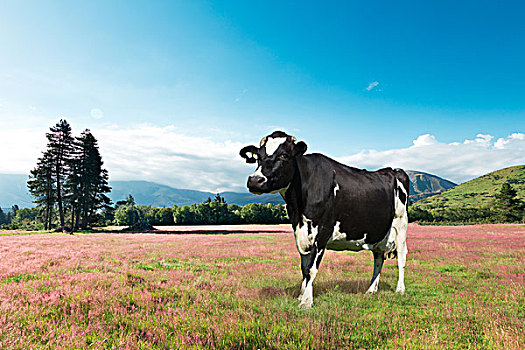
[247,175,266,195]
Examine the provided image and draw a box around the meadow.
[0,224,523,349]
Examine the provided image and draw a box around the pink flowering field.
[0,224,523,349]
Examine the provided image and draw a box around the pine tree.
[46,119,75,228]
[0,207,5,225]
[28,150,56,230]
[494,182,524,222]
[64,139,82,230]
[74,130,112,229]
[11,205,19,218]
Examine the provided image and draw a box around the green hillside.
[413,165,525,209]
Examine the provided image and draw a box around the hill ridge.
[413,165,525,209]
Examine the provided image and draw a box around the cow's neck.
[282,157,306,227]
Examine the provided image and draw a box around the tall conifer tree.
[28,120,112,230]
[74,129,112,229]
[46,119,75,228]
[494,181,523,222]
[28,150,56,230]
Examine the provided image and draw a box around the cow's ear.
[239,145,259,164]
[293,141,307,157]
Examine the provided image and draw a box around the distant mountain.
[0,170,456,208]
[109,180,284,207]
[0,174,33,209]
[413,165,525,209]
[406,170,457,202]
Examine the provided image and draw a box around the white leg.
[298,269,317,309]
[394,213,408,294]
[366,251,385,294]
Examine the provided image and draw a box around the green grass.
[414,165,525,209]
[0,225,522,349]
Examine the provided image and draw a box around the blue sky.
[0,1,523,191]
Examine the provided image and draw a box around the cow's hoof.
[365,286,378,294]
[395,283,405,294]
[298,301,313,309]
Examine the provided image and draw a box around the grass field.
[0,224,523,349]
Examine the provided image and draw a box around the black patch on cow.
[316,249,325,269]
[397,186,407,205]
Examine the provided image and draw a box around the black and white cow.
[240,131,409,309]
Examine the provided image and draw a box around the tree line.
[0,194,289,230]
[26,119,111,232]
[114,193,289,227]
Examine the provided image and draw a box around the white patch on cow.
[333,183,339,197]
[366,253,385,294]
[294,216,318,255]
[326,221,369,251]
[264,137,287,156]
[331,221,345,240]
[366,272,381,294]
[298,278,307,301]
[251,166,267,184]
[393,178,408,293]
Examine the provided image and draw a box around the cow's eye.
[279,154,288,160]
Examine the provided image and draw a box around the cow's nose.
[248,175,266,187]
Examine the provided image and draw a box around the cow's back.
[334,165,398,244]
[298,155,401,245]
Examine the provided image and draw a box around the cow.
[239,131,409,309]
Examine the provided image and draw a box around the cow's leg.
[297,253,310,301]
[393,213,408,294]
[298,243,325,309]
[366,251,385,294]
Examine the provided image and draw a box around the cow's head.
[239,131,307,195]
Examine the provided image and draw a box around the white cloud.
[494,132,525,149]
[90,108,104,119]
[366,81,379,91]
[92,124,250,192]
[463,133,493,145]
[338,133,525,184]
[412,134,437,147]
[0,128,47,175]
